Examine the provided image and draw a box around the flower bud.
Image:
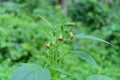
[45,44,50,49]
[58,36,63,41]
[70,32,75,40]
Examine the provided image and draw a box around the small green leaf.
[87,74,113,80]
[66,23,75,26]
[12,63,51,80]
[76,34,111,45]
[73,51,97,66]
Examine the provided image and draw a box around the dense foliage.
[68,0,110,29]
[0,0,120,80]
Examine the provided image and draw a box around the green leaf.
[73,51,97,66]
[87,74,113,80]
[39,16,55,30]
[76,34,111,45]
[12,63,51,80]
[54,68,70,76]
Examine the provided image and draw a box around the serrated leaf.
[73,51,97,66]
[76,34,111,45]
[87,74,113,80]
[12,63,51,80]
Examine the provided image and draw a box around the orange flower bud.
[45,44,50,49]
[70,32,75,40]
[58,36,63,41]
[71,35,75,40]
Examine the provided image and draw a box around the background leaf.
[12,63,51,80]
[87,74,113,80]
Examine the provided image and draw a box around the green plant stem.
[44,50,50,68]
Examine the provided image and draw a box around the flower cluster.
[45,32,75,49]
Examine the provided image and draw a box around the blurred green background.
[0,0,120,80]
